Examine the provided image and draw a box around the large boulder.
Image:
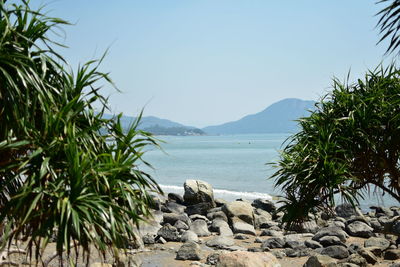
[321,245,349,259]
[252,198,276,213]
[223,201,254,225]
[345,221,373,238]
[335,203,363,218]
[364,237,390,250]
[183,179,215,205]
[163,212,190,226]
[232,218,256,235]
[210,219,234,236]
[216,251,281,267]
[189,219,211,237]
[176,242,202,260]
[313,227,348,243]
[157,224,180,241]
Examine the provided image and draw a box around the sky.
[38,0,391,127]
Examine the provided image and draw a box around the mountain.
[103,114,205,136]
[202,98,316,135]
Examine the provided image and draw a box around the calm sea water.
[142,134,398,210]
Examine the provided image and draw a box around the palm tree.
[0,1,161,265]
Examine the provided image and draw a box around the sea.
[142,133,398,211]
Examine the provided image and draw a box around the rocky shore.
[133,179,400,267]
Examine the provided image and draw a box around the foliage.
[377,0,400,55]
[271,65,400,225]
[0,0,161,264]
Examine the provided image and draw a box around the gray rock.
[210,219,233,236]
[260,229,283,237]
[319,236,345,247]
[157,224,180,241]
[313,227,348,242]
[303,255,337,267]
[260,220,280,229]
[358,248,377,264]
[370,206,395,217]
[383,249,400,260]
[305,239,323,249]
[335,203,363,218]
[364,237,390,250]
[186,202,215,216]
[207,210,228,222]
[321,245,349,259]
[180,230,198,243]
[168,192,184,204]
[251,198,276,213]
[176,242,202,260]
[223,201,254,225]
[206,252,222,265]
[346,253,367,267]
[183,179,215,205]
[327,220,345,230]
[285,239,305,249]
[162,201,186,214]
[234,234,249,240]
[189,214,209,222]
[231,219,256,235]
[287,221,319,234]
[163,212,190,226]
[261,237,285,249]
[345,221,373,238]
[142,233,156,244]
[190,219,211,237]
[206,236,235,248]
[174,220,189,231]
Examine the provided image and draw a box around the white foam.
[159,184,273,202]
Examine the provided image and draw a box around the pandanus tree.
[0,0,161,265]
[272,0,400,225]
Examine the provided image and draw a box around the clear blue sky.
[40,0,390,127]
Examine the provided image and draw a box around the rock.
[189,219,211,237]
[313,227,348,243]
[162,201,186,214]
[320,245,349,259]
[174,220,190,231]
[176,242,202,260]
[364,237,390,250]
[345,253,367,267]
[207,252,223,265]
[223,201,254,225]
[186,202,215,216]
[215,198,228,207]
[366,246,383,257]
[223,245,247,252]
[157,236,167,244]
[383,249,400,260]
[208,210,228,222]
[390,264,400,267]
[287,221,319,234]
[319,236,345,247]
[189,214,209,222]
[305,239,323,249]
[252,198,276,213]
[261,237,285,249]
[303,255,337,267]
[163,213,191,226]
[183,179,215,205]
[142,233,156,244]
[216,251,281,267]
[206,236,235,248]
[254,209,273,229]
[157,224,180,241]
[234,234,249,240]
[210,219,233,236]
[370,206,395,217]
[260,229,283,237]
[345,221,373,238]
[181,230,199,243]
[357,248,377,264]
[327,221,345,230]
[231,219,256,235]
[168,192,184,204]
[335,203,362,218]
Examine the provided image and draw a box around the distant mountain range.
[203,98,316,135]
[105,98,316,135]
